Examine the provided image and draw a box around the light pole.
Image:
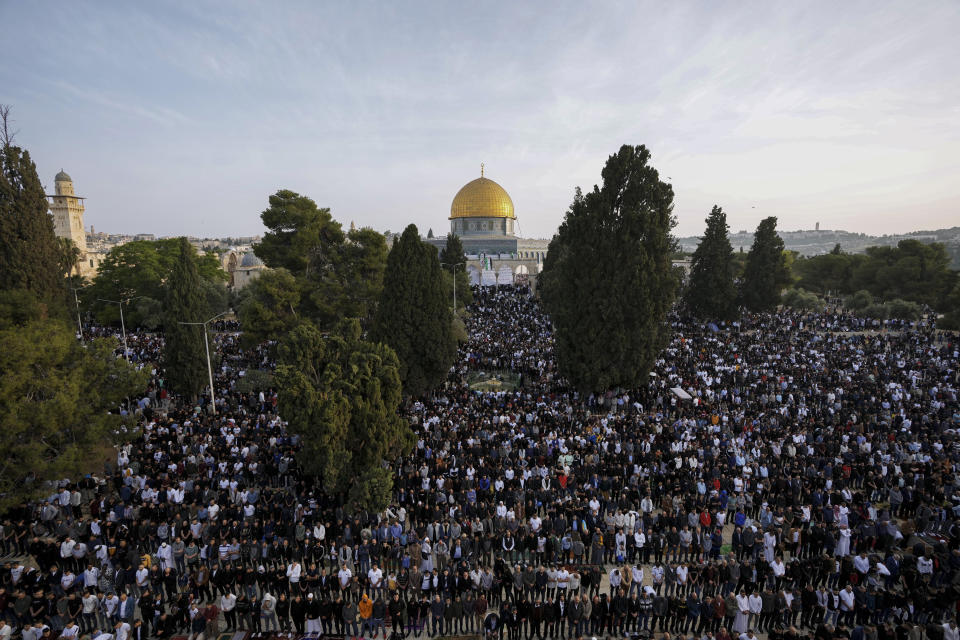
[178,311,229,415]
[70,285,87,344]
[98,296,142,360]
[440,261,466,312]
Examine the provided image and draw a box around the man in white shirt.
[650,563,664,593]
[84,564,101,589]
[630,565,644,596]
[769,557,786,589]
[61,538,77,569]
[838,585,855,626]
[286,561,302,585]
[942,619,959,640]
[103,594,119,623]
[676,564,689,594]
[114,621,131,640]
[747,591,763,630]
[134,565,149,596]
[338,563,353,593]
[368,563,384,598]
[221,592,238,630]
[607,567,620,596]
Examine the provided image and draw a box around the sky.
[2,1,959,240]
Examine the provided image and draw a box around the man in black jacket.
[389,592,406,636]
[568,593,584,638]
[530,598,544,640]
[651,592,668,633]
[430,594,445,637]
[515,595,530,640]
[543,595,557,638]
[612,589,629,635]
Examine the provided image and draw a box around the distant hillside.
[677,226,960,268]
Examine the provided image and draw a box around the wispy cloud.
[0,0,958,238]
[52,81,192,128]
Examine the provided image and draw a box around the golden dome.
[450,175,515,220]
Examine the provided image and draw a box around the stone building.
[222,249,268,289]
[47,170,105,278]
[427,167,549,287]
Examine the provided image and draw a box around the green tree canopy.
[793,251,865,296]
[309,226,389,329]
[793,239,957,310]
[540,144,676,392]
[249,190,387,337]
[84,239,228,327]
[254,189,345,278]
[740,216,791,312]
[683,205,737,320]
[939,282,960,330]
[373,224,457,396]
[0,314,147,512]
[0,144,63,304]
[236,268,302,347]
[275,319,412,510]
[163,238,214,400]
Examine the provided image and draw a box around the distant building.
[426,167,549,286]
[47,170,106,278]
[222,248,267,289]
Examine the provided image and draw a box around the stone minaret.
[48,170,87,254]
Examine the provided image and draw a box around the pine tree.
[163,237,211,399]
[540,144,676,392]
[740,216,790,312]
[0,143,63,302]
[255,189,345,278]
[683,205,737,320]
[373,224,456,396]
[0,306,146,511]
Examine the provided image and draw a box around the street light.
[70,285,88,344]
[178,311,230,415]
[98,296,143,360]
[440,261,466,313]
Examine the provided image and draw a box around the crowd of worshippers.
[1,285,960,640]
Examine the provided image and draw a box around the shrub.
[885,299,921,320]
[781,288,824,311]
[844,290,873,311]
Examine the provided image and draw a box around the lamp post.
[70,285,87,344]
[440,261,466,313]
[178,311,229,415]
[98,296,142,360]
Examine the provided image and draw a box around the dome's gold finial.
[481,162,484,178]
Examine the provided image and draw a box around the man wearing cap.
[306,592,321,634]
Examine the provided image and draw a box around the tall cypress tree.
[740,216,790,312]
[0,143,63,302]
[683,205,737,320]
[373,224,456,396]
[540,144,676,392]
[163,237,210,399]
